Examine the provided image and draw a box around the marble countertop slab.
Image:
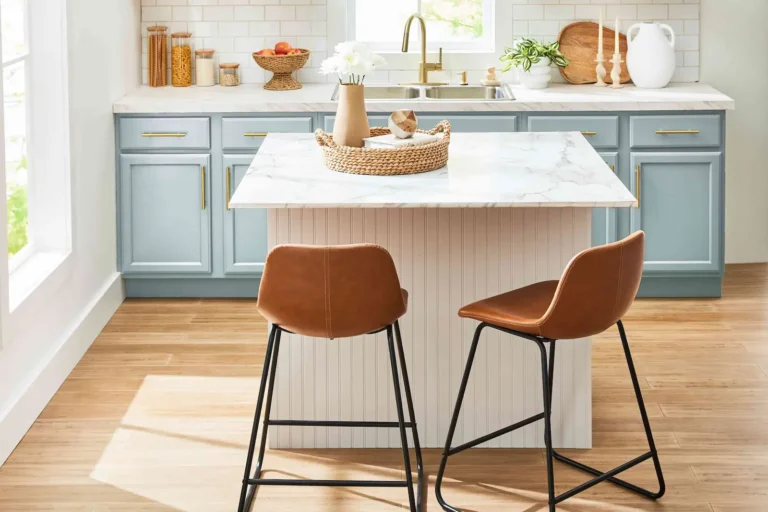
[229,132,637,209]
[113,83,734,114]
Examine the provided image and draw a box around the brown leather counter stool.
[435,231,665,512]
[238,244,423,512]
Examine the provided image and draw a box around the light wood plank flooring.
[1,264,767,511]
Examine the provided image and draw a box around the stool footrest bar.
[447,412,545,456]
[268,419,414,428]
[246,478,409,488]
[554,451,654,503]
[553,450,661,499]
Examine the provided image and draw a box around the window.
[348,0,494,53]
[2,0,28,261]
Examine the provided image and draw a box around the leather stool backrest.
[538,231,645,339]
[256,244,406,339]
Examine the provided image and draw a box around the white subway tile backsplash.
[141,0,700,85]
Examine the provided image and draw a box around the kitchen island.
[229,131,635,450]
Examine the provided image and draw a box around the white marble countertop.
[229,131,637,209]
[113,83,734,114]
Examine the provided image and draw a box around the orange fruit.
[274,41,292,55]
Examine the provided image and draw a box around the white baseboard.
[0,272,124,465]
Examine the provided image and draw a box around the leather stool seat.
[459,281,558,337]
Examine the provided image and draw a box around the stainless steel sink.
[330,84,514,101]
[331,85,421,101]
[424,85,511,100]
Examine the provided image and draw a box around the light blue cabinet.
[593,152,618,247]
[630,152,723,273]
[119,153,211,274]
[223,154,267,275]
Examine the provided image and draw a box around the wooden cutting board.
[558,21,631,85]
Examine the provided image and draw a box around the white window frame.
[329,0,514,76]
[0,0,72,318]
[346,0,495,54]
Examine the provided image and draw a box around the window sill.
[9,250,72,312]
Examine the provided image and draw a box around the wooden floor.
[1,265,767,511]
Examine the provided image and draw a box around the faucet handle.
[437,47,443,68]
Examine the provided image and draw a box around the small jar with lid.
[219,63,240,87]
[171,32,192,87]
[195,49,216,87]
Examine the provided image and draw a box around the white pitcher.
[626,22,676,89]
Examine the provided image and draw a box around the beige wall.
[701,0,768,263]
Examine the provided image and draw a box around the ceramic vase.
[333,84,370,148]
[626,22,676,89]
[518,58,552,89]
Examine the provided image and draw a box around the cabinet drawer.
[630,115,721,149]
[119,117,210,150]
[323,115,517,133]
[222,117,313,150]
[527,116,618,149]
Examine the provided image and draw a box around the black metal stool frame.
[435,320,665,511]
[238,321,424,512]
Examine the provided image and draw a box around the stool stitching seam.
[613,243,625,321]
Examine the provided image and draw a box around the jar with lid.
[171,32,192,87]
[195,49,216,87]
[147,26,168,87]
[219,63,240,87]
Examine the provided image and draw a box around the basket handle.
[314,129,338,149]
[428,120,451,139]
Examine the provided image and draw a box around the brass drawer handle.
[226,166,231,211]
[610,164,615,173]
[244,132,268,137]
[635,165,641,209]
[581,131,597,136]
[201,165,206,210]
[141,132,187,137]
[655,129,700,135]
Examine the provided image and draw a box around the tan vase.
[333,84,370,148]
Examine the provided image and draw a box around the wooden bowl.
[252,49,311,91]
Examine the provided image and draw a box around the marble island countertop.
[113,83,734,114]
[229,131,637,209]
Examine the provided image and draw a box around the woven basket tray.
[315,121,451,176]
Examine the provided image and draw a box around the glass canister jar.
[195,49,216,87]
[147,26,168,87]
[171,32,192,87]
[219,63,240,87]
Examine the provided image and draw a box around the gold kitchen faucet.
[400,13,448,86]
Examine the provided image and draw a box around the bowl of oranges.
[253,42,311,91]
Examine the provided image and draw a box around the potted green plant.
[500,38,569,89]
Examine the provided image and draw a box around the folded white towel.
[363,132,443,149]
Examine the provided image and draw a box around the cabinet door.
[593,152,618,246]
[630,152,722,273]
[120,154,211,273]
[223,154,267,275]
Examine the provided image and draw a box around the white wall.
[700,0,768,264]
[0,0,140,464]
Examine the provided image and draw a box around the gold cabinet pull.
[226,166,231,211]
[655,129,700,135]
[635,165,641,209]
[244,132,268,137]
[610,164,615,173]
[201,166,206,210]
[581,131,597,136]
[141,132,187,137]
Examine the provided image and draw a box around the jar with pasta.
[195,49,216,87]
[171,32,192,87]
[147,26,168,87]
[219,63,240,87]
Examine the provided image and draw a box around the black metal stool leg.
[536,340,557,512]
[242,327,283,511]
[387,326,417,512]
[394,321,424,511]
[238,324,278,512]
[435,323,486,512]
[550,321,666,501]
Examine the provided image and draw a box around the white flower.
[320,41,386,84]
